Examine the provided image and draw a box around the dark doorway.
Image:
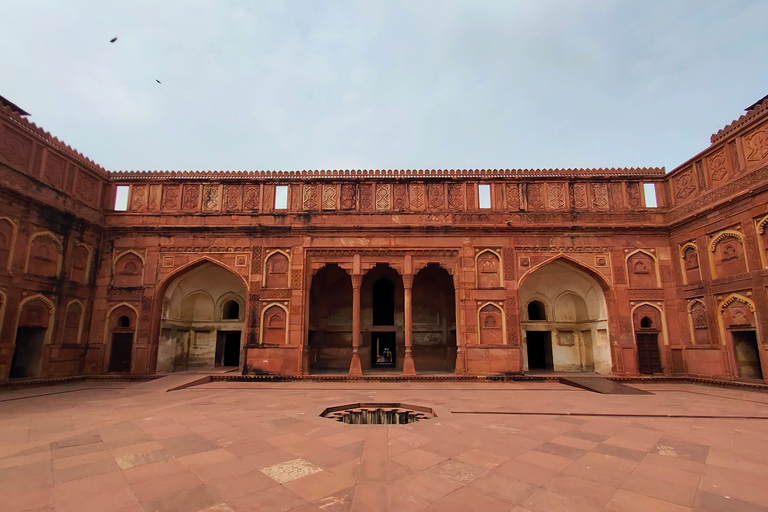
[372,279,395,325]
[216,331,241,367]
[636,333,662,374]
[9,327,46,378]
[371,332,396,367]
[108,333,133,372]
[732,330,763,379]
[526,331,553,370]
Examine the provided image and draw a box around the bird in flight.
[110,37,117,43]
[156,79,162,84]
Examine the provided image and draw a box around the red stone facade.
[1,97,768,382]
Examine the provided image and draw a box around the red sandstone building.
[0,95,767,383]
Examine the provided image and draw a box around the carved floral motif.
[375,184,389,210]
[148,185,161,210]
[223,185,239,211]
[360,184,372,210]
[0,128,33,169]
[674,170,696,199]
[131,186,146,210]
[162,186,180,210]
[182,185,199,209]
[303,184,317,210]
[745,124,768,163]
[448,184,463,210]
[243,185,259,210]
[340,183,355,209]
[573,183,588,209]
[322,184,336,210]
[410,184,425,211]
[202,185,219,211]
[592,183,609,209]
[393,183,407,210]
[626,182,641,208]
[548,183,566,210]
[76,173,98,204]
[729,140,740,174]
[527,183,544,209]
[505,183,519,210]
[429,183,444,209]
[44,153,66,188]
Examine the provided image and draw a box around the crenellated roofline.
[710,97,768,144]
[0,103,108,177]
[108,167,666,181]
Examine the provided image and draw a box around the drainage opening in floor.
[321,403,435,425]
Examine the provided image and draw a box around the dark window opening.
[528,301,546,321]
[223,300,240,320]
[372,279,395,325]
[117,315,130,328]
[640,316,653,329]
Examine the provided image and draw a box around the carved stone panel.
[148,185,161,211]
[182,185,200,210]
[627,251,657,288]
[375,184,390,210]
[478,304,503,345]
[162,185,181,210]
[527,183,544,210]
[409,183,426,211]
[202,184,220,211]
[547,183,566,210]
[322,184,337,210]
[476,251,501,288]
[44,153,67,189]
[591,183,609,210]
[223,185,240,211]
[243,185,260,210]
[674,169,696,200]
[75,173,99,205]
[340,183,355,210]
[0,127,33,170]
[505,183,520,210]
[429,183,444,209]
[729,140,740,174]
[393,183,407,210]
[265,252,289,288]
[360,183,373,210]
[708,148,729,182]
[573,183,588,209]
[447,183,463,210]
[626,182,641,208]
[609,182,624,209]
[303,184,318,211]
[745,123,768,164]
[130,185,146,211]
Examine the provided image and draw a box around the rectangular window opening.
[274,185,288,210]
[114,186,129,211]
[478,184,491,209]
[643,183,657,208]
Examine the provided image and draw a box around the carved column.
[403,273,416,375]
[453,271,466,374]
[349,273,363,376]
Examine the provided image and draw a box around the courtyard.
[1,376,767,512]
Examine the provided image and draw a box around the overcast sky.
[1,1,767,173]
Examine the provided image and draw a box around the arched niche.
[475,249,502,288]
[688,299,710,345]
[264,250,290,288]
[113,251,144,288]
[632,303,664,374]
[0,217,17,271]
[360,263,404,370]
[261,303,289,345]
[63,300,85,344]
[157,260,247,372]
[70,243,91,284]
[11,295,55,378]
[626,250,659,288]
[307,263,353,372]
[518,257,610,374]
[709,231,748,278]
[26,232,62,278]
[478,303,504,345]
[680,243,701,285]
[220,296,242,321]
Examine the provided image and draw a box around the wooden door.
[636,333,662,374]
[109,333,133,372]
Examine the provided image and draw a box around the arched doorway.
[361,264,403,371]
[519,259,611,373]
[632,305,663,374]
[157,262,247,372]
[307,264,353,372]
[10,296,54,379]
[412,264,456,371]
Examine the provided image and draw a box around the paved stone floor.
[1,376,768,512]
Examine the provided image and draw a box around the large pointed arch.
[518,254,611,292]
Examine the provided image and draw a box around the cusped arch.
[217,292,244,321]
[518,254,611,292]
[63,300,86,344]
[709,230,744,252]
[16,294,55,333]
[25,231,63,277]
[477,302,506,345]
[263,250,291,288]
[756,214,768,235]
[475,249,502,288]
[719,294,755,313]
[260,302,289,345]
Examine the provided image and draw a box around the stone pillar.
[349,273,363,376]
[403,273,416,375]
[453,272,466,374]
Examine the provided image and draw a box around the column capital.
[351,274,362,289]
[402,274,414,289]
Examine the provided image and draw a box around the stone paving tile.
[3,380,768,512]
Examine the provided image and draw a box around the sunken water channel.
[321,403,435,425]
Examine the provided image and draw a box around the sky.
[1,1,767,173]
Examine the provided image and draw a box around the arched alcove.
[307,264,353,372]
[157,261,247,372]
[412,264,456,371]
[518,258,610,373]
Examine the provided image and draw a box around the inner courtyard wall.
[1,97,767,382]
